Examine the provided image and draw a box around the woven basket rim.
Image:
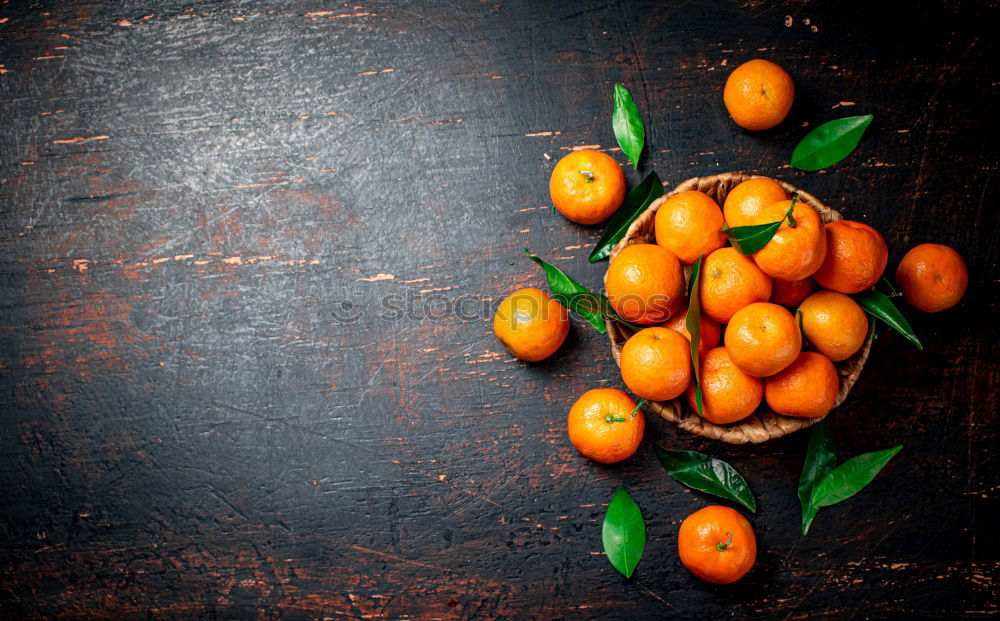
[603,172,874,444]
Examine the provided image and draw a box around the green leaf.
[612,84,645,170]
[654,446,756,512]
[686,255,704,415]
[853,289,923,350]
[810,446,903,509]
[588,171,663,263]
[525,248,607,334]
[790,114,874,171]
[602,487,646,578]
[721,200,795,255]
[799,422,838,534]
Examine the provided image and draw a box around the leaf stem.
[786,196,798,228]
[605,415,627,424]
[630,398,646,418]
[579,170,594,183]
[716,532,733,551]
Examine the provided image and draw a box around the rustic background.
[1,0,997,618]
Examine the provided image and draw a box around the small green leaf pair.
[525,249,622,334]
[799,421,902,534]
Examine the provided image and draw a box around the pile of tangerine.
[495,150,968,466]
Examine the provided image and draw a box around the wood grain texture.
[1,0,997,618]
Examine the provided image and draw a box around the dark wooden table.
[1,1,997,618]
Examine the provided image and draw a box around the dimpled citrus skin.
[686,346,763,425]
[699,247,773,324]
[620,327,692,401]
[678,505,757,584]
[765,352,840,418]
[750,199,827,282]
[798,290,868,361]
[549,150,626,225]
[493,288,570,362]
[606,244,685,324]
[723,59,794,131]
[662,308,722,359]
[723,178,789,228]
[654,190,727,265]
[770,277,816,307]
[567,388,644,464]
[896,243,969,312]
[724,302,802,377]
[813,220,889,294]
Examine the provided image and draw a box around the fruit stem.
[785,196,798,228]
[579,170,594,183]
[630,398,646,418]
[716,532,733,551]
[605,415,627,423]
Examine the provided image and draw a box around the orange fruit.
[686,347,763,424]
[493,287,570,362]
[813,220,889,294]
[662,307,722,359]
[567,388,644,464]
[654,190,726,265]
[724,302,801,377]
[723,59,794,131]
[678,505,757,584]
[749,199,827,282]
[896,243,969,312]
[770,277,815,307]
[620,327,692,401]
[798,290,868,361]
[765,352,839,418]
[723,177,788,228]
[549,150,626,224]
[699,247,773,324]
[606,244,685,324]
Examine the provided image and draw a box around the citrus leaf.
[721,200,795,255]
[612,84,644,170]
[810,446,903,509]
[686,255,704,415]
[798,421,837,535]
[524,248,606,334]
[791,114,873,171]
[589,171,663,263]
[853,289,923,350]
[602,487,646,578]
[654,446,756,512]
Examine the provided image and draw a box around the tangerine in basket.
[567,388,644,464]
[654,190,727,265]
[686,346,763,425]
[722,177,789,228]
[765,351,840,419]
[724,302,802,377]
[620,327,692,401]
[662,307,721,358]
[549,150,626,225]
[493,287,569,362]
[699,247,773,324]
[723,59,794,131]
[770,277,815,307]
[798,290,868,361]
[749,199,827,282]
[813,220,888,294]
[896,243,968,312]
[606,244,685,324]
[678,505,757,584]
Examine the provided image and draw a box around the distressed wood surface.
[1,1,997,618]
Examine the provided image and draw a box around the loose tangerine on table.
[896,243,969,313]
[548,150,626,225]
[567,388,644,465]
[678,505,757,584]
[492,287,569,362]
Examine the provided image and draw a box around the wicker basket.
[603,172,874,444]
